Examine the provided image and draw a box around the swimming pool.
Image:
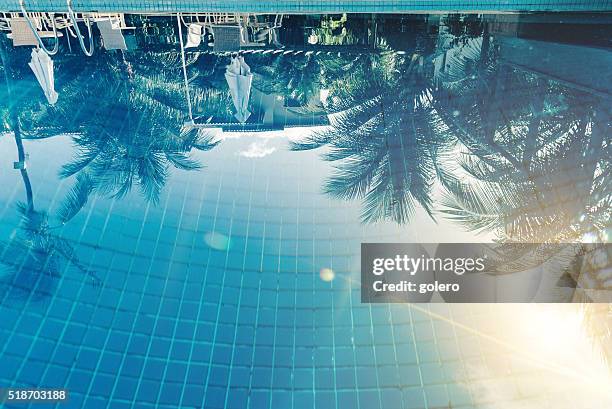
[1,12,611,409]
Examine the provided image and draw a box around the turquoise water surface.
[0,12,610,409]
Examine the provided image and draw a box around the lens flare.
[319,268,335,282]
[204,232,231,251]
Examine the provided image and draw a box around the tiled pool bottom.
[1,0,611,12]
[0,135,443,409]
[0,135,606,409]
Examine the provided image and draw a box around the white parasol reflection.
[28,48,58,105]
[225,55,252,123]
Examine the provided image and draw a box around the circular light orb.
[319,268,335,282]
[204,232,231,251]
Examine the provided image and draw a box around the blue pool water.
[0,134,435,409]
[0,128,479,409]
[0,12,611,409]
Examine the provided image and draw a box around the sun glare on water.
[452,304,612,409]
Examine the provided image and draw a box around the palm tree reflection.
[292,46,448,224]
[419,28,610,361]
[0,40,99,301]
[43,51,219,223]
[431,32,610,329]
[1,48,219,224]
[433,35,610,243]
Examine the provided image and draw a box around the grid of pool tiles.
[0,130,573,409]
[0,135,423,409]
[1,0,611,12]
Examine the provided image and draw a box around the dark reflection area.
[0,14,610,293]
[434,43,610,243]
[189,51,376,126]
[435,29,609,305]
[287,16,467,224]
[0,40,99,302]
[0,39,219,224]
[283,15,610,303]
[41,51,218,224]
[0,14,609,239]
[291,43,442,224]
[0,37,219,301]
[292,15,611,245]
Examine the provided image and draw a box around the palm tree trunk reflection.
[0,39,99,302]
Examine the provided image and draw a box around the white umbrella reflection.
[28,48,58,105]
[185,23,202,48]
[225,56,252,123]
